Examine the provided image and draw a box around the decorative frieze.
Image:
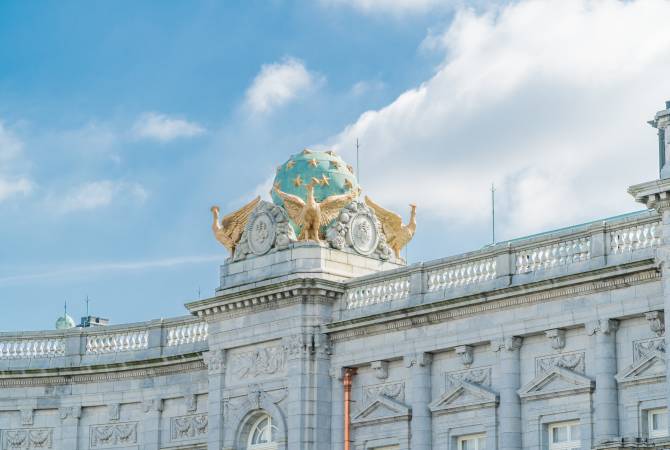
[2,428,52,449]
[230,344,286,379]
[445,367,491,389]
[170,414,208,441]
[633,337,665,361]
[536,351,585,375]
[363,381,405,404]
[89,422,137,448]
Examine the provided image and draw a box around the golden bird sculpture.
[274,178,357,242]
[365,196,417,259]
[210,196,261,254]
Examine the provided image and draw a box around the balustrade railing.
[86,330,149,354]
[427,257,497,292]
[609,220,661,254]
[166,321,208,346]
[345,276,410,309]
[515,237,590,274]
[0,339,65,359]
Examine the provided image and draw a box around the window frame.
[247,414,278,450]
[547,421,580,450]
[648,408,669,439]
[457,433,486,450]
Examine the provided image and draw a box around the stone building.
[2,103,670,450]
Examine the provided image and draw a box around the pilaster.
[330,366,345,450]
[141,398,163,450]
[58,406,81,450]
[403,352,433,450]
[204,348,226,450]
[283,332,313,450]
[492,336,523,450]
[587,319,620,443]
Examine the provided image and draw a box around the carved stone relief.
[363,381,405,405]
[229,344,286,380]
[19,409,33,427]
[535,351,585,375]
[326,201,393,260]
[170,414,208,441]
[545,329,566,350]
[445,367,491,389]
[89,422,138,449]
[107,404,120,422]
[370,361,389,380]
[633,336,665,361]
[645,311,665,337]
[2,428,52,449]
[234,201,296,261]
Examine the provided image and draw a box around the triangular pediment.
[351,395,410,426]
[616,352,666,386]
[429,381,498,415]
[518,367,594,401]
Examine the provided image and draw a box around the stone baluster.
[58,406,81,450]
[204,349,226,450]
[142,398,163,450]
[587,319,619,443]
[492,336,523,450]
[403,352,433,450]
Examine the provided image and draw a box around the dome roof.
[55,314,76,330]
[272,149,359,205]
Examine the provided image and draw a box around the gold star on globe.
[274,181,281,191]
[344,178,353,190]
[293,175,303,187]
[285,160,295,170]
[321,174,330,186]
[303,148,312,155]
[308,158,319,168]
[330,160,340,170]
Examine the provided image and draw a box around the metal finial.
[491,183,496,244]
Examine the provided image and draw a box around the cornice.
[0,354,206,387]
[326,260,660,342]
[187,277,344,318]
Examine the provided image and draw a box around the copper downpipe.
[343,368,357,450]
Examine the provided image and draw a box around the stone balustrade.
[0,316,208,365]
[166,321,208,346]
[341,210,661,313]
[0,338,65,359]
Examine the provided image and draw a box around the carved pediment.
[616,352,666,386]
[518,367,594,400]
[429,381,498,415]
[351,395,410,427]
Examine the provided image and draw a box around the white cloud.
[0,121,33,202]
[52,180,148,214]
[245,57,321,115]
[351,80,386,96]
[320,0,447,15]
[133,112,205,142]
[328,0,670,239]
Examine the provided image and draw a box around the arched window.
[248,414,278,450]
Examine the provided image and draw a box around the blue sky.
[2,0,669,331]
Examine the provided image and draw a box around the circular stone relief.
[248,212,276,255]
[348,212,379,255]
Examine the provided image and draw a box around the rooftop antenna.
[491,183,496,244]
[85,296,90,317]
[356,138,360,183]
[64,300,68,317]
[197,286,201,300]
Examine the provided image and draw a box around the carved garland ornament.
[89,422,137,449]
[3,429,52,449]
[171,414,208,441]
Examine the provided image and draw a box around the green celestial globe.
[272,149,359,233]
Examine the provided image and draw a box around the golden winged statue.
[365,196,416,259]
[210,196,261,254]
[274,178,357,242]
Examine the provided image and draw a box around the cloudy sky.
[1,0,669,331]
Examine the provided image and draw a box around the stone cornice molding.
[326,262,657,343]
[628,178,670,212]
[0,355,206,387]
[187,279,344,318]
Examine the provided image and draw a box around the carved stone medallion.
[326,201,392,259]
[348,212,379,255]
[247,212,276,256]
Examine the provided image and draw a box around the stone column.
[330,366,344,450]
[587,319,619,443]
[283,332,312,450]
[403,352,433,450]
[492,336,523,450]
[204,349,226,450]
[313,332,332,450]
[58,406,81,450]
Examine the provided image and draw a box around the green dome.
[55,314,76,330]
[272,149,359,233]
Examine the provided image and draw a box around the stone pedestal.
[493,336,522,450]
[588,319,619,443]
[404,352,432,450]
